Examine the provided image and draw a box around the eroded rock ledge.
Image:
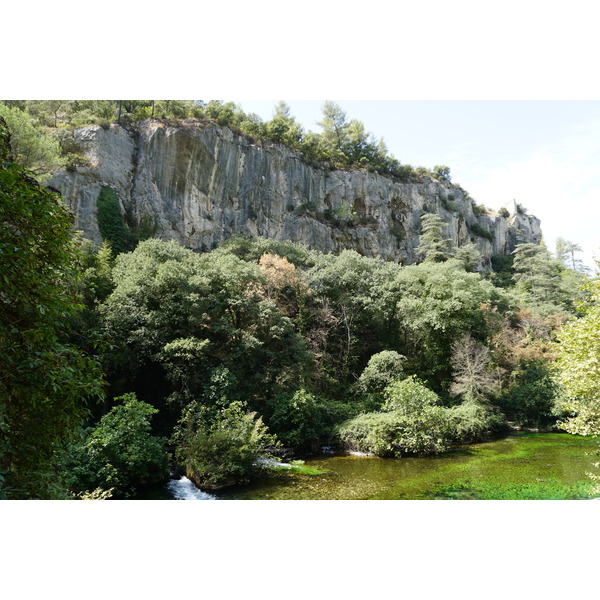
[50,119,542,267]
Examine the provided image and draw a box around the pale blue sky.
[237,100,600,271]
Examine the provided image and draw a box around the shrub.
[97,186,130,254]
[338,377,451,456]
[498,207,510,218]
[382,376,442,414]
[337,408,449,457]
[265,389,351,451]
[469,222,494,241]
[390,225,405,242]
[441,195,457,212]
[174,400,278,488]
[472,203,489,217]
[295,201,317,217]
[445,399,503,443]
[496,362,565,429]
[62,394,169,498]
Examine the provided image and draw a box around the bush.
[469,222,494,241]
[472,203,489,217]
[382,376,442,414]
[62,394,169,498]
[337,408,449,457]
[174,401,278,488]
[338,377,450,456]
[496,362,565,429]
[445,399,504,443]
[97,186,130,254]
[265,389,349,451]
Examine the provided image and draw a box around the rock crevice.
[50,119,543,265]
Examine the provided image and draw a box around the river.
[147,432,600,500]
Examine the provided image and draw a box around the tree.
[264,388,348,451]
[306,250,400,389]
[449,333,500,400]
[62,394,169,498]
[497,361,563,430]
[389,259,508,387]
[554,266,600,435]
[173,400,277,488]
[317,101,350,164]
[0,117,104,498]
[265,101,303,147]
[0,102,65,179]
[512,242,563,311]
[100,239,309,414]
[555,237,586,273]
[356,350,407,407]
[416,213,454,263]
[432,165,451,182]
[454,243,481,272]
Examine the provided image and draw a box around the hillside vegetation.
[0,108,596,499]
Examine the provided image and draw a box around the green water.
[215,432,600,500]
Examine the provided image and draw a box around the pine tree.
[416,213,454,263]
[512,242,562,306]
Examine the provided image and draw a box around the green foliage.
[265,101,304,146]
[512,242,565,313]
[0,119,104,498]
[0,102,65,179]
[78,239,115,306]
[306,250,401,390]
[454,243,481,272]
[295,201,318,217]
[100,239,309,415]
[446,399,503,443]
[490,253,515,288]
[174,400,277,487]
[469,222,494,242]
[62,394,169,498]
[338,377,450,456]
[555,237,586,273]
[265,389,350,451]
[432,165,451,182]
[389,259,509,387]
[497,361,564,429]
[498,207,510,218]
[554,266,600,436]
[390,225,405,242]
[381,376,442,414]
[356,350,407,407]
[218,234,318,270]
[96,186,131,254]
[440,194,458,212]
[416,213,454,263]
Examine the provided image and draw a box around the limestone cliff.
[49,119,542,267]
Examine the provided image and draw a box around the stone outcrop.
[49,119,542,267]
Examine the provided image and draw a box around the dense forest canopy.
[0,103,598,500]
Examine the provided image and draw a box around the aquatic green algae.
[216,433,600,500]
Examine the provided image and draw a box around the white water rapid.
[167,476,216,500]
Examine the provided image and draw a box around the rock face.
[49,119,542,267]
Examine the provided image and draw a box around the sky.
[236,100,600,272]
